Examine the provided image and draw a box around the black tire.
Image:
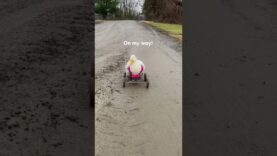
[144,73,147,81]
[146,81,149,88]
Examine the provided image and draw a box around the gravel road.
[0,0,93,155]
[184,0,277,155]
[95,20,182,156]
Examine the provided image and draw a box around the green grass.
[144,21,182,41]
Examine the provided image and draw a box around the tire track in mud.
[95,49,148,156]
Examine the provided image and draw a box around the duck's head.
[129,55,137,65]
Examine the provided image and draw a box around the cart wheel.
[123,81,126,88]
[123,72,126,78]
[144,73,147,81]
[146,81,149,88]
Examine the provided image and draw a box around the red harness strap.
[139,65,144,74]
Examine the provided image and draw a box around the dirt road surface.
[0,0,93,155]
[95,21,182,156]
[184,0,277,155]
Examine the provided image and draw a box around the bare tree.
[143,0,182,23]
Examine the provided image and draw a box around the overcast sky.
[136,0,144,13]
[117,0,144,13]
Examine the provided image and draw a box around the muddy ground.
[184,0,277,155]
[95,20,182,156]
[0,0,93,155]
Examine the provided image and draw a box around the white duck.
[125,55,145,78]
